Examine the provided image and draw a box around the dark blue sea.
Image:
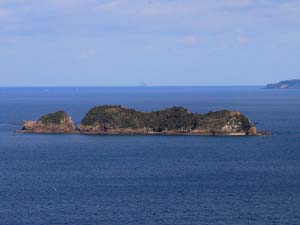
[0,86,300,225]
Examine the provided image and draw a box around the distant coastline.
[0,85,264,89]
[265,79,300,89]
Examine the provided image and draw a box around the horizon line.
[0,85,265,88]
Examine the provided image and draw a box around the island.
[265,79,300,89]
[21,111,75,133]
[20,105,270,136]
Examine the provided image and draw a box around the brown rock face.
[248,127,257,135]
[22,111,75,133]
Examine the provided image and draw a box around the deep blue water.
[0,86,300,225]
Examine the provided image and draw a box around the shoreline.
[17,130,272,136]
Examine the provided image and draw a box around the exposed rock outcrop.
[22,111,75,133]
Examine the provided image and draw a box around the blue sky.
[0,0,300,86]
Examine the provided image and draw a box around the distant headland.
[265,79,300,89]
[18,105,270,136]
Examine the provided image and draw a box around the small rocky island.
[20,105,269,136]
[266,79,300,89]
[22,111,75,133]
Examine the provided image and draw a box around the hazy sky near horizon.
[0,0,300,86]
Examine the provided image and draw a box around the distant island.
[265,79,300,89]
[19,105,270,136]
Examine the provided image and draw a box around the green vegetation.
[149,107,197,132]
[80,105,198,131]
[198,110,252,133]
[80,105,144,129]
[38,111,71,124]
[21,105,260,135]
[80,106,254,133]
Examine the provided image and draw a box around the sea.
[0,86,300,225]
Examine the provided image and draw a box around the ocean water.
[0,86,300,225]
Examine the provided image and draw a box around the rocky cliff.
[22,111,75,133]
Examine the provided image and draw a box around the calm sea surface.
[0,86,300,225]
